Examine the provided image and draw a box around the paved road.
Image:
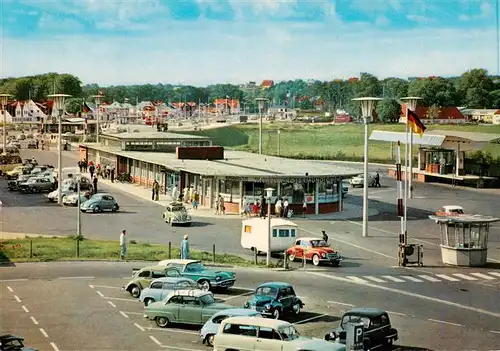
[1,262,500,351]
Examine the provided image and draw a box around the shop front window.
[281,183,304,204]
[318,180,339,203]
[219,180,240,203]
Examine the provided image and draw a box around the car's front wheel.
[289,253,296,261]
[312,254,320,266]
[198,280,211,291]
[112,204,119,212]
[156,316,170,328]
[129,285,141,298]
[292,302,301,315]
[205,334,215,347]
[272,308,281,319]
[93,205,101,213]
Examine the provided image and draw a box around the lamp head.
[92,94,104,105]
[265,187,274,198]
[0,93,13,107]
[48,94,72,111]
[255,98,268,110]
[400,97,422,112]
[351,97,382,123]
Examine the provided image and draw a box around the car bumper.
[213,279,235,288]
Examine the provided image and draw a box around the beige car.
[213,316,346,351]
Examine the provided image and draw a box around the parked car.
[18,177,54,193]
[158,259,236,291]
[213,317,346,351]
[325,308,398,349]
[48,179,92,202]
[0,334,38,350]
[26,140,37,149]
[349,173,377,188]
[80,193,119,213]
[8,141,21,149]
[200,309,262,347]
[123,265,182,298]
[144,289,233,328]
[63,192,91,206]
[16,134,26,140]
[286,237,342,266]
[4,165,29,179]
[7,174,32,191]
[244,282,304,320]
[139,277,198,306]
[435,205,464,216]
[162,202,192,226]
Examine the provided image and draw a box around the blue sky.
[0,0,498,86]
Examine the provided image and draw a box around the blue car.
[244,282,304,320]
[80,193,119,213]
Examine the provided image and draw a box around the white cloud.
[406,14,432,23]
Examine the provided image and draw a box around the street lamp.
[75,173,82,237]
[277,129,281,157]
[48,93,72,205]
[352,97,382,238]
[265,187,274,267]
[0,94,12,154]
[400,97,422,199]
[255,98,268,155]
[92,93,104,143]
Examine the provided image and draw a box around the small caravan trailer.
[241,218,298,254]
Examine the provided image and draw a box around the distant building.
[399,104,466,124]
[460,108,498,123]
[260,80,274,89]
[214,99,240,115]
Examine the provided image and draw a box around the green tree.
[382,78,408,99]
[66,98,84,114]
[56,74,83,97]
[465,87,490,108]
[425,104,441,124]
[456,69,494,107]
[376,99,402,123]
[489,89,500,108]
[408,77,457,106]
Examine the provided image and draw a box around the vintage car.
[0,333,38,350]
[123,265,182,298]
[341,179,349,197]
[144,289,233,328]
[435,205,464,216]
[80,193,119,213]
[349,173,377,188]
[214,317,346,351]
[244,282,304,320]
[325,308,398,349]
[158,259,236,291]
[26,140,37,149]
[48,179,93,202]
[18,177,54,193]
[4,165,29,179]
[7,174,32,191]
[286,237,342,266]
[138,277,199,306]
[63,192,91,206]
[162,202,192,226]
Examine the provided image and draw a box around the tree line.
[1,69,499,121]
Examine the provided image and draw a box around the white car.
[349,173,377,188]
[63,192,91,206]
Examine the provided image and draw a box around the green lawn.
[185,123,500,163]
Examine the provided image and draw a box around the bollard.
[29,239,33,259]
[212,244,216,263]
[254,248,258,265]
[76,238,80,258]
[168,242,172,259]
[303,250,307,268]
[283,250,288,270]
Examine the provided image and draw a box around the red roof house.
[260,80,274,89]
[400,104,466,124]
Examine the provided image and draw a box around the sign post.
[345,322,364,351]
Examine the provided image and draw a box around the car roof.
[442,205,464,210]
[0,334,23,342]
[141,265,170,271]
[212,308,261,317]
[150,277,193,284]
[166,289,211,299]
[345,307,386,317]
[222,316,292,328]
[257,282,292,289]
[295,237,323,242]
[159,259,200,265]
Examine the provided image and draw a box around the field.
[187,123,500,163]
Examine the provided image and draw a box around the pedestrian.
[110,165,115,183]
[259,195,266,218]
[374,172,381,188]
[36,139,39,149]
[171,185,180,202]
[93,175,98,194]
[83,159,88,172]
[192,190,199,209]
[180,234,189,259]
[120,230,127,260]
[152,180,160,201]
[283,198,289,218]
[302,198,307,217]
[89,164,95,179]
[322,230,329,244]
[78,160,83,173]
[275,198,282,217]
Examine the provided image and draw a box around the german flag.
[407,109,426,137]
[83,102,91,113]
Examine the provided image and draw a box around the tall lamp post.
[92,93,104,143]
[265,187,275,267]
[352,97,382,238]
[0,94,12,154]
[400,97,422,199]
[277,129,281,157]
[48,94,72,205]
[255,98,268,155]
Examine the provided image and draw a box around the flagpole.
[404,108,409,245]
[409,128,414,199]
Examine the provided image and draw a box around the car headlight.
[321,252,326,258]
[244,302,250,308]
[265,304,272,310]
[215,276,221,281]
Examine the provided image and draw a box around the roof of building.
[400,104,465,120]
[101,131,212,140]
[460,108,499,115]
[369,130,500,146]
[81,144,360,180]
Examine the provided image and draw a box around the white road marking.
[119,311,129,318]
[232,286,254,291]
[149,336,162,346]
[363,276,386,283]
[369,196,382,199]
[57,276,94,280]
[488,272,500,278]
[300,227,395,259]
[428,318,463,327]
[311,272,500,319]
[470,273,496,280]
[160,345,206,351]
[122,277,132,279]
[105,297,137,302]
[294,313,329,325]
[30,316,39,325]
[96,291,105,297]
[21,305,29,313]
[134,323,145,332]
[88,285,94,289]
[327,301,355,307]
[418,275,441,282]
[0,279,28,282]
[382,276,405,282]
[386,311,406,316]
[146,326,199,335]
[51,342,61,351]
[490,330,500,334]
[435,274,460,282]
[90,285,122,289]
[220,291,254,301]
[39,328,49,338]
[14,295,21,303]
[400,276,423,282]
[7,286,13,292]
[452,273,477,281]
[108,301,116,308]
[120,311,143,315]
[345,276,369,284]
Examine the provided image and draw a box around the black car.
[26,141,37,149]
[325,308,398,350]
[0,334,37,350]
[7,175,32,191]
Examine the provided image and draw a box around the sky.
[0,0,499,86]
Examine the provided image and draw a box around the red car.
[286,237,342,266]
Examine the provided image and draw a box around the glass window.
[279,325,300,341]
[168,296,182,304]
[163,283,175,290]
[255,286,278,297]
[272,229,277,238]
[150,282,163,289]
[182,296,200,305]
[244,225,252,233]
[152,271,166,279]
[281,182,304,204]
[223,324,257,336]
[278,229,289,238]
[258,327,282,340]
[212,315,228,324]
[138,270,150,278]
[199,294,215,305]
[291,229,296,237]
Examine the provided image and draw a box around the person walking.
[110,165,115,183]
[120,230,127,260]
[275,198,282,217]
[89,164,95,179]
[78,160,83,173]
[152,180,160,201]
[283,198,289,218]
[93,175,98,194]
[259,195,266,218]
[374,172,381,188]
[192,190,199,209]
[302,198,307,217]
[180,234,190,259]
[322,230,329,244]
[83,159,88,172]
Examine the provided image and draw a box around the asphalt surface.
[1,262,500,351]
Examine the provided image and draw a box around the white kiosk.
[429,214,499,267]
[240,218,298,254]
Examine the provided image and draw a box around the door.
[255,327,283,351]
[291,240,304,259]
[277,288,294,311]
[137,270,151,288]
[178,296,202,324]
[161,283,176,300]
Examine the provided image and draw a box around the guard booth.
[429,214,500,267]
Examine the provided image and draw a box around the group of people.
[170,185,201,209]
[242,196,291,218]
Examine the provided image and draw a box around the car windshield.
[341,315,370,329]
[3,339,23,347]
[199,294,215,305]
[279,325,300,341]
[255,286,278,297]
[310,240,328,247]
[26,178,38,183]
[171,206,186,212]
[185,262,204,272]
[450,209,464,214]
